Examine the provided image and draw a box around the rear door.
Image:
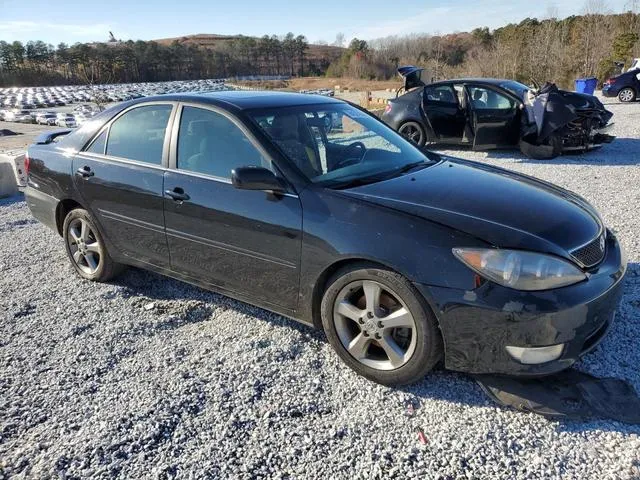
[466,85,521,150]
[163,104,302,310]
[73,102,175,268]
[422,84,467,143]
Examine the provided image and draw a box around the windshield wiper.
[328,174,390,190]
[396,161,429,174]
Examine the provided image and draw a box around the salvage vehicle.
[382,67,615,159]
[24,91,626,385]
[603,66,640,103]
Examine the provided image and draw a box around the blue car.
[602,68,640,102]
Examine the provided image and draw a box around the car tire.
[63,208,124,282]
[398,121,426,147]
[320,263,443,386]
[519,134,562,160]
[618,87,636,103]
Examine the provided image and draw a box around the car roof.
[130,90,343,111]
[428,78,517,86]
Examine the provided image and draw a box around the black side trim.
[165,227,297,269]
[97,209,165,235]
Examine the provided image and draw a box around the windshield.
[499,80,529,98]
[248,103,436,187]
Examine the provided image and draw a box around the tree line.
[342,7,640,88]
[0,33,313,87]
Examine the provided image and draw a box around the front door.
[163,104,302,310]
[422,84,467,143]
[466,85,521,150]
[73,103,175,268]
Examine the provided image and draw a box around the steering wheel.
[334,142,367,169]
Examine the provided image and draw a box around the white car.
[36,113,57,126]
[55,116,77,128]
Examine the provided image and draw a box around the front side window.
[85,129,107,154]
[250,104,436,187]
[468,87,516,110]
[106,105,172,165]
[177,106,269,178]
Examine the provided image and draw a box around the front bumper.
[416,233,626,376]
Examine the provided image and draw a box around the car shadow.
[433,137,640,166]
[0,192,24,206]
[108,261,640,431]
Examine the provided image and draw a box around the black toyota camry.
[24,91,626,386]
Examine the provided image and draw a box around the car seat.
[270,114,321,178]
[472,89,487,109]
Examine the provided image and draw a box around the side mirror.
[231,166,285,193]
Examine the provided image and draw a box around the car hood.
[341,158,602,258]
[557,90,608,112]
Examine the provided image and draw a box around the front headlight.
[452,248,587,291]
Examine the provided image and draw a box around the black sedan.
[382,71,614,159]
[24,91,626,385]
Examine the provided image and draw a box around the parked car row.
[0,78,228,111]
[299,88,335,97]
[0,78,231,128]
[0,105,105,127]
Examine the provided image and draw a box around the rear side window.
[85,129,106,154]
[424,85,458,105]
[106,105,172,165]
[177,106,269,179]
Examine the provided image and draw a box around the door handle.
[76,166,94,178]
[165,188,190,202]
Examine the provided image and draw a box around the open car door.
[422,83,468,144]
[465,85,521,150]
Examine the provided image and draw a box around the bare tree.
[333,33,346,48]
[77,63,111,111]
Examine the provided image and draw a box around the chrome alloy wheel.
[67,218,102,275]
[619,88,635,103]
[333,280,418,371]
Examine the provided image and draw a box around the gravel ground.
[1,96,640,479]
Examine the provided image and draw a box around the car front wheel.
[63,208,123,282]
[321,264,443,386]
[618,87,636,103]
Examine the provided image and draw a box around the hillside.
[154,33,345,67]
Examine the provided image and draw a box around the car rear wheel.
[63,209,123,282]
[618,88,636,103]
[321,263,443,386]
[398,121,426,147]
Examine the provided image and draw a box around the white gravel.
[1,96,640,479]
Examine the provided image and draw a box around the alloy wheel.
[399,123,424,145]
[333,280,418,371]
[67,218,102,275]
[619,88,635,103]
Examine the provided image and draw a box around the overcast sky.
[0,0,633,45]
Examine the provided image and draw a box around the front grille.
[571,232,606,268]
